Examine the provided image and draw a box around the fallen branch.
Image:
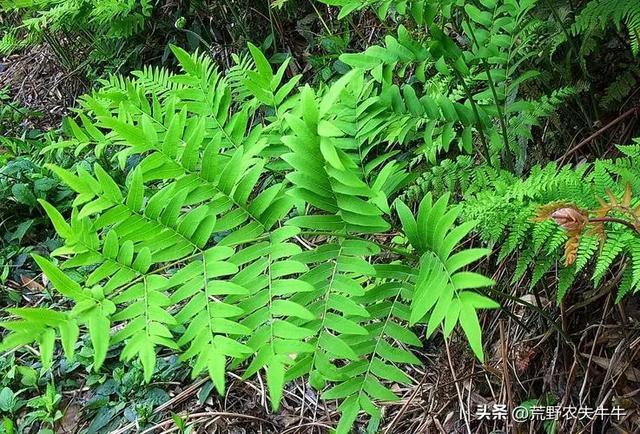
[557,106,640,163]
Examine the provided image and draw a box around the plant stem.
[297,230,415,258]
[464,18,511,168]
[589,217,639,233]
[453,69,493,166]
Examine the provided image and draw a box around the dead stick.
[499,320,513,431]
[382,372,428,434]
[557,106,639,163]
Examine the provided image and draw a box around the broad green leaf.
[88,312,110,370]
[321,377,363,400]
[247,42,273,80]
[37,200,72,239]
[59,320,79,361]
[266,360,285,411]
[335,395,360,434]
[459,302,484,362]
[37,328,56,371]
[32,255,86,301]
[451,272,495,290]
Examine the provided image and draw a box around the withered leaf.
[605,188,618,206]
[622,183,632,208]
[564,232,580,265]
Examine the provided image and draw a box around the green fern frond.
[557,265,577,303]
[601,67,638,108]
[616,266,634,302]
[397,193,497,360]
[575,235,599,273]
[498,212,532,262]
[0,44,499,434]
[572,0,640,54]
[530,255,554,288]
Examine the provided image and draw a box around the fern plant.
[0,0,151,66]
[459,139,640,302]
[572,0,640,55]
[1,0,152,38]
[0,45,498,432]
[600,65,639,109]
[324,0,572,173]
